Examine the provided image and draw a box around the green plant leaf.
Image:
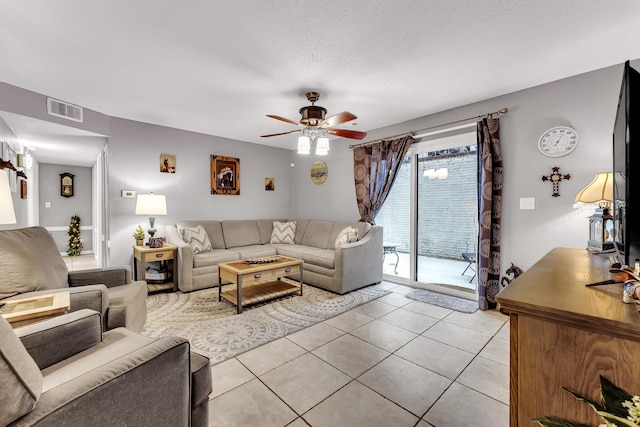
[599,375,633,417]
[530,417,590,427]
[562,386,605,413]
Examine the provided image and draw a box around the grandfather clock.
[587,208,614,251]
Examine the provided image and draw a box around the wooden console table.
[496,247,640,426]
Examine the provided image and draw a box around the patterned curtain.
[477,118,503,310]
[353,135,413,224]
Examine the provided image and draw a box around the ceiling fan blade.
[260,129,301,138]
[320,111,357,128]
[266,115,301,126]
[326,128,367,140]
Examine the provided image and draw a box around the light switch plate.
[520,197,535,210]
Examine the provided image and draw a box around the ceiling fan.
[261,92,367,141]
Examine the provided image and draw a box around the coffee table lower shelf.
[220,280,301,309]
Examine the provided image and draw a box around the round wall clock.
[538,126,579,157]
[310,161,328,185]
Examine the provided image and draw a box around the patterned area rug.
[405,289,478,313]
[141,283,390,364]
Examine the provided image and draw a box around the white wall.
[1,59,638,273]
[293,61,636,270]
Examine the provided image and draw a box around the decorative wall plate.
[310,160,328,185]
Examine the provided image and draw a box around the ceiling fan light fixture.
[316,137,330,155]
[297,136,310,154]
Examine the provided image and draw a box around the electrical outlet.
[520,197,535,210]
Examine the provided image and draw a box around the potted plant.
[133,225,145,246]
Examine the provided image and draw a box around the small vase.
[136,239,144,247]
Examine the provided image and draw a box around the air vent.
[47,97,83,122]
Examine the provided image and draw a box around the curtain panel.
[353,135,413,224]
[477,118,503,310]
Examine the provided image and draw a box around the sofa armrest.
[68,267,132,288]
[15,309,103,370]
[166,225,195,292]
[334,225,384,292]
[14,335,192,427]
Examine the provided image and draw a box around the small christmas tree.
[67,214,83,256]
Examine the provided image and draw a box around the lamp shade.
[297,136,310,154]
[135,194,167,215]
[0,170,16,224]
[574,172,613,203]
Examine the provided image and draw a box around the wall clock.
[310,161,327,185]
[538,126,579,157]
[60,172,74,197]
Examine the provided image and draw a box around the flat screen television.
[613,60,640,266]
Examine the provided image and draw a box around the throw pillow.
[335,226,358,248]
[181,225,213,254]
[270,221,297,244]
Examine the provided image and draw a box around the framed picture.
[210,155,240,195]
[265,178,275,191]
[160,154,176,173]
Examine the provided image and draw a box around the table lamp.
[0,169,16,224]
[574,172,614,251]
[135,193,167,243]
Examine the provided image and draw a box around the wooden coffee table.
[218,256,303,314]
[0,292,71,328]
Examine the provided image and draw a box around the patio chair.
[461,252,476,282]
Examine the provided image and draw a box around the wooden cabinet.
[496,247,640,426]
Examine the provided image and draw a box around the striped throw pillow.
[270,221,296,244]
[181,225,213,254]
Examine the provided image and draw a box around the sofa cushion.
[270,221,297,244]
[221,220,262,248]
[181,225,213,255]
[230,245,278,259]
[302,249,335,269]
[193,249,240,268]
[0,315,43,426]
[0,226,69,299]
[335,226,358,248]
[178,221,226,249]
[301,220,334,249]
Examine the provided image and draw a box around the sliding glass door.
[377,130,478,296]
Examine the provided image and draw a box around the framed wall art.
[20,179,27,199]
[265,178,274,191]
[160,154,176,173]
[210,155,240,195]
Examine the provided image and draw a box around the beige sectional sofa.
[164,219,383,294]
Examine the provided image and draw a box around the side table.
[133,243,177,293]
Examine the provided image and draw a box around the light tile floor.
[208,282,510,427]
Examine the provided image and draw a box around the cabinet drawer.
[148,249,175,260]
[275,265,299,277]
[241,269,275,285]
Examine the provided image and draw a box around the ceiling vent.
[47,97,83,122]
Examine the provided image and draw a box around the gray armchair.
[0,226,147,332]
[0,309,212,426]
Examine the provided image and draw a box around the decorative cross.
[542,166,571,197]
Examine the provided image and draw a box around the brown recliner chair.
[0,226,147,332]
[0,309,211,426]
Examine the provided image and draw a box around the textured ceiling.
[1,0,640,165]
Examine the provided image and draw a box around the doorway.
[376,129,478,298]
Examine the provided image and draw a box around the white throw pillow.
[270,221,297,244]
[335,226,358,248]
[181,225,213,254]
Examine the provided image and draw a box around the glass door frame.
[384,128,478,300]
